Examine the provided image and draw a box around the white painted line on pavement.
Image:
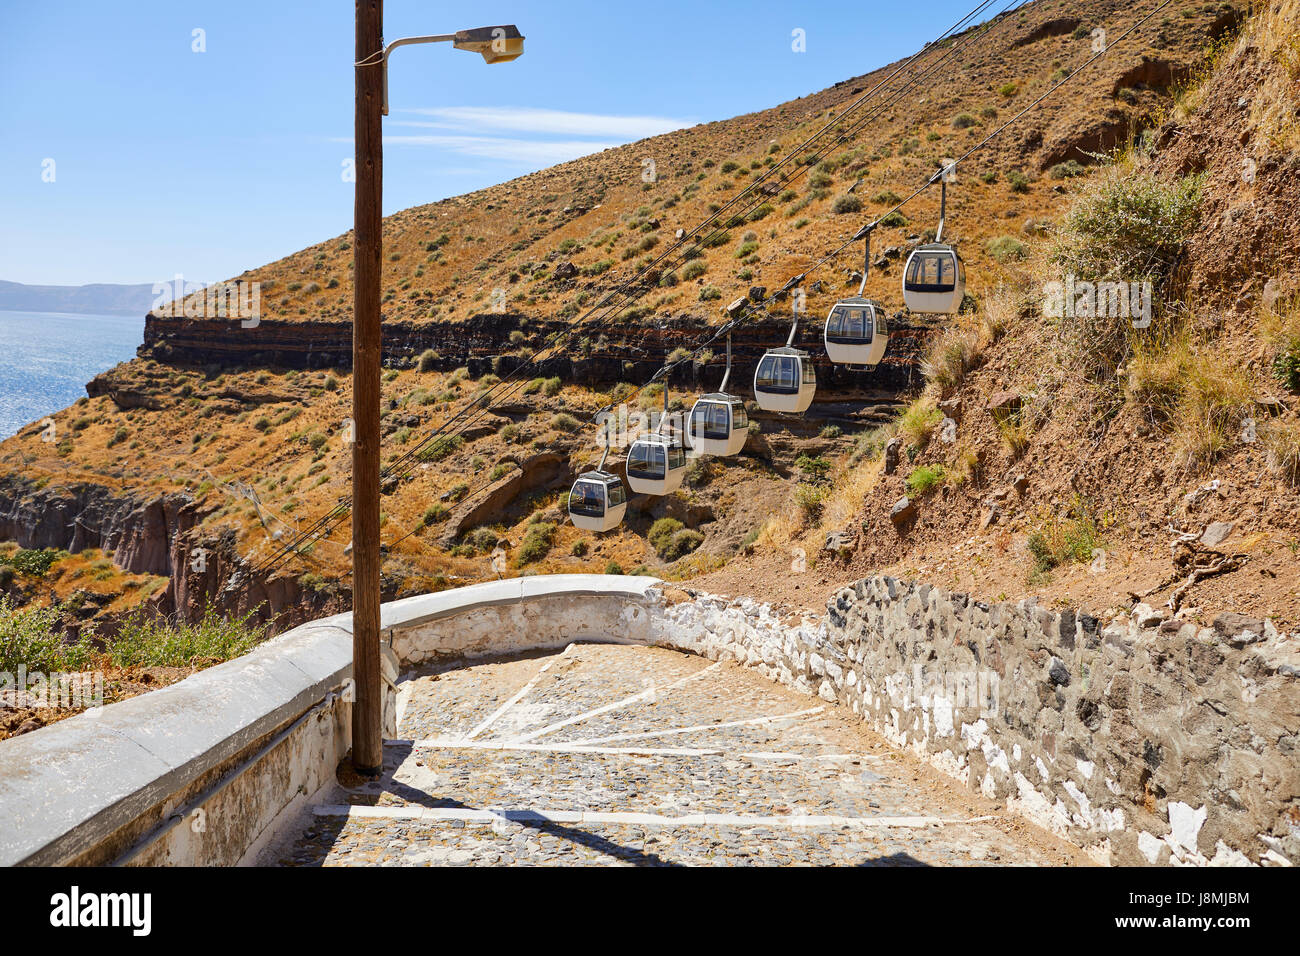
[561,705,826,748]
[415,737,726,756]
[461,643,573,742]
[311,804,997,829]
[507,660,723,744]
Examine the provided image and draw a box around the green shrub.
[1027,501,1104,578]
[418,349,439,372]
[8,549,60,577]
[1048,160,1086,180]
[795,455,832,480]
[952,113,979,129]
[107,603,270,668]
[422,504,448,524]
[985,235,1027,262]
[1051,165,1204,379]
[648,518,684,557]
[832,195,863,214]
[682,260,707,281]
[793,483,827,522]
[604,560,624,575]
[571,539,589,557]
[551,413,581,433]
[905,465,946,496]
[0,598,94,672]
[880,211,908,228]
[465,527,499,553]
[1008,170,1030,193]
[648,518,703,562]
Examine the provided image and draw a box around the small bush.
[648,518,683,558]
[516,522,556,565]
[1007,170,1031,193]
[795,454,832,480]
[921,326,982,391]
[793,483,827,523]
[905,465,946,496]
[951,113,979,129]
[832,194,863,214]
[107,603,270,669]
[1026,500,1104,579]
[551,413,581,433]
[896,399,943,449]
[1048,160,1086,180]
[418,349,439,372]
[0,598,93,672]
[985,235,1027,262]
[682,260,708,281]
[604,560,624,575]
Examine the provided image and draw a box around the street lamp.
[381,26,526,115]
[351,2,524,775]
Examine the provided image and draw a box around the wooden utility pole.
[351,0,384,774]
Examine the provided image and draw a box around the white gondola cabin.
[753,346,816,414]
[902,168,965,314]
[625,434,688,496]
[824,298,888,366]
[568,470,627,532]
[902,243,965,314]
[688,393,748,457]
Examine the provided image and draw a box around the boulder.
[1213,612,1266,646]
[1200,521,1235,548]
[883,437,902,475]
[890,496,917,528]
[987,390,1022,420]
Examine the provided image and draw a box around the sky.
[0,0,997,287]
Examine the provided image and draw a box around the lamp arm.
[380,35,455,116]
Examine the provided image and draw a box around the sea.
[0,310,144,440]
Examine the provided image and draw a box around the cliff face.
[139,308,934,396]
[0,476,342,630]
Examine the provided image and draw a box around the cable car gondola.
[568,439,627,533]
[688,332,749,457]
[626,381,689,496]
[902,167,965,314]
[825,224,890,366]
[754,313,816,415]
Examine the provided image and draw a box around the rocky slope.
[0,0,1248,637]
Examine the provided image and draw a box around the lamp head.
[454,25,524,64]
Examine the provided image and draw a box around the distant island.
[0,279,165,316]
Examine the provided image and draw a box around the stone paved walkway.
[272,643,1088,866]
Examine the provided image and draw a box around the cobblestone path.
[273,643,1087,866]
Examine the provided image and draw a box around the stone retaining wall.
[650,577,1299,866]
[2,573,1292,867]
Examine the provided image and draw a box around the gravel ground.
[272,643,1089,867]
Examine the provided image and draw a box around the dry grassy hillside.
[701,0,1300,632]
[0,0,1250,637]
